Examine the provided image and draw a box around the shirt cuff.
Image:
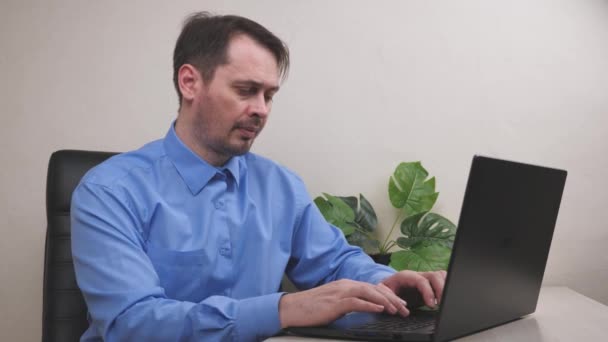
[235,292,285,341]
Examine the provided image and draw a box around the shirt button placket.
[216,195,231,258]
[216,173,234,297]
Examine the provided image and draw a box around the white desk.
[267,287,608,341]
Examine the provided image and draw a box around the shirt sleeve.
[71,181,283,342]
[285,189,396,290]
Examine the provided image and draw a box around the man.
[71,12,446,342]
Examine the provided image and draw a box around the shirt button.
[215,200,224,209]
[219,247,231,256]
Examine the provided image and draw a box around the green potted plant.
[314,162,457,272]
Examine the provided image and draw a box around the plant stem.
[380,211,405,253]
[384,240,397,252]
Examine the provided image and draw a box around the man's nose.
[249,94,270,118]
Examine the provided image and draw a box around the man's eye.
[265,94,274,102]
[238,87,257,96]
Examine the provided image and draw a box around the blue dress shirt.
[71,123,395,342]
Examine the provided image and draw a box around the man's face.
[190,34,280,165]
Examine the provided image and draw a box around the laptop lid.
[434,156,567,341]
[287,156,567,341]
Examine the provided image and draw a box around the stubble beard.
[229,115,264,154]
[193,117,263,163]
[192,95,265,163]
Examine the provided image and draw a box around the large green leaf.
[315,193,380,252]
[338,194,377,232]
[389,244,451,271]
[397,212,456,249]
[388,162,439,216]
[314,193,358,236]
[357,194,378,232]
[338,196,358,213]
[347,230,380,254]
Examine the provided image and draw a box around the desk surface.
[267,286,608,341]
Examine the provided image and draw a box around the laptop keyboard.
[350,315,436,332]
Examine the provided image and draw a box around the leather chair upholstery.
[43,150,117,342]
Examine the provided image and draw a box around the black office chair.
[43,150,117,342]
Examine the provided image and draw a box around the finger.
[378,283,407,307]
[337,297,384,315]
[347,283,399,314]
[381,270,419,292]
[414,275,437,308]
[373,284,403,315]
[381,271,440,308]
[423,272,445,305]
[377,283,410,317]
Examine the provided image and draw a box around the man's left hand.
[381,270,447,310]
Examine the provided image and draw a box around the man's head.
[173,12,290,166]
[173,12,289,105]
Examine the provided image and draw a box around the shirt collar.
[163,121,243,195]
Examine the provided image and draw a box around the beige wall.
[2,0,608,340]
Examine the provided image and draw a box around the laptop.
[287,155,567,341]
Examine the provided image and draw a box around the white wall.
[1,0,607,340]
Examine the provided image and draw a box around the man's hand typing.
[278,270,447,328]
[278,279,409,328]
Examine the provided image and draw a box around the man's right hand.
[278,279,409,328]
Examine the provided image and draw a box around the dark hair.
[173,12,290,105]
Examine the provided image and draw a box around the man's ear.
[178,64,201,103]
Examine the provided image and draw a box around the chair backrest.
[43,150,117,342]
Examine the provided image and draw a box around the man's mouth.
[235,117,263,139]
[236,125,259,139]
